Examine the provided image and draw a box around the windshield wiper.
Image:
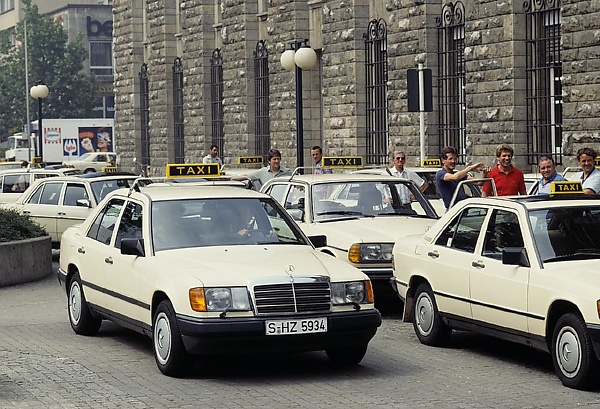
[316,210,365,216]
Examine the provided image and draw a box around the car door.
[470,208,529,332]
[20,181,64,241]
[425,206,489,319]
[78,198,125,313]
[55,182,94,242]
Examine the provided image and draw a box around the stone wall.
[0,236,52,288]
[112,0,600,174]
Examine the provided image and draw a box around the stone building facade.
[112,0,600,175]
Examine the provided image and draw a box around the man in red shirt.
[482,144,526,197]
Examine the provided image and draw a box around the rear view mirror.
[121,238,145,257]
[502,247,529,267]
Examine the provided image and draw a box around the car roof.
[127,184,270,201]
[458,194,600,211]
[0,167,77,175]
[265,173,415,184]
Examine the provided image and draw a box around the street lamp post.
[30,81,49,164]
[280,39,317,168]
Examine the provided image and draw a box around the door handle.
[23,210,31,214]
[104,257,113,265]
[472,260,485,268]
[57,212,66,216]
[77,247,85,254]
[427,251,439,259]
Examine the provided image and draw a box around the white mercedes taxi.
[391,181,600,389]
[260,167,439,300]
[58,178,382,377]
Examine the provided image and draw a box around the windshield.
[311,180,437,221]
[90,178,136,202]
[529,206,600,263]
[152,198,308,251]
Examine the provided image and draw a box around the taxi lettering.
[550,181,583,194]
[238,156,264,164]
[322,156,364,168]
[166,163,220,178]
[421,158,442,168]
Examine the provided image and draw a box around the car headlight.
[348,243,393,263]
[331,281,374,305]
[189,287,251,312]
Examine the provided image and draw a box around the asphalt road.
[1,259,600,408]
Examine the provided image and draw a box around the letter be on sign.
[407,68,433,113]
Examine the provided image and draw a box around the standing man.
[389,150,428,192]
[436,146,485,210]
[310,146,332,174]
[536,155,566,195]
[482,144,526,197]
[202,145,223,166]
[235,149,291,189]
[572,147,600,194]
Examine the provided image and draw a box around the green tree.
[0,0,98,134]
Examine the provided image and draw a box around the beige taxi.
[0,167,81,204]
[57,175,381,377]
[6,174,139,247]
[63,152,118,174]
[260,169,439,300]
[391,181,600,389]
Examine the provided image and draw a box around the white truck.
[4,118,115,165]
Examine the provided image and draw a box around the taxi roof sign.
[237,156,263,165]
[322,156,364,168]
[101,166,118,173]
[421,158,441,168]
[596,156,600,168]
[166,163,221,178]
[550,181,583,194]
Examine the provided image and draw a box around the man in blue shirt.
[436,146,485,211]
[537,155,566,195]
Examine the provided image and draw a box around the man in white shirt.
[388,150,428,204]
[572,147,600,194]
[202,145,223,166]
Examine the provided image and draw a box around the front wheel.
[325,345,368,366]
[551,313,597,390]
[412,283,451,346]
[153,300,192,377]
[68,272,101,335]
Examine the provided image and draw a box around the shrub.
[0,208,47,243]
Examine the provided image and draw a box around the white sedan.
[58,182,381,377]
[391,182,600,389]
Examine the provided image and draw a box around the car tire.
[325,345,368,366]
[412,283,451,346]
[551,313,597,390]
[68,272,101,335]
[84,168,96,174]
[153,300,191,377]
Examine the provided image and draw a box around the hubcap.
[415,293,434,336]
[556,326,581,377]
[69,282,82,325]
[154,312,172,365]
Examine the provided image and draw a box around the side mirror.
[76,198,92,208]
[502,247,529,267]
[121,238,145,257]
[308,235,327,248]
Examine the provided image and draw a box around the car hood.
[302,216,435,247]
[154,244,366,286]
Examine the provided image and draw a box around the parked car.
[0,167,81,204]
[57,182,382,376]
[261,173,439,299]
[63,152,118,174]
[391,181,600,389]
[4,174,141,247]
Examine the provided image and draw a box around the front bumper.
[177,309,382,355]
[360,266,393,282]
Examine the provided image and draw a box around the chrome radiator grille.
[253,281,331,315]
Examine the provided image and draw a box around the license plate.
[265,317,327,335]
